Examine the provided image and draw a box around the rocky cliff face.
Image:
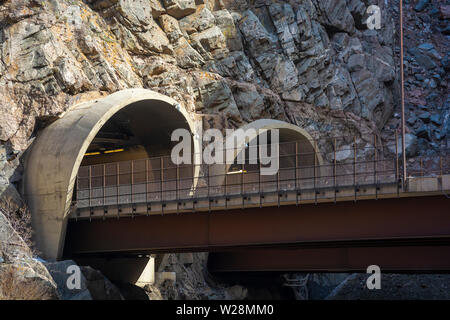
[0,0,401,192]
[398,0,449,167]
[0,0,448,299]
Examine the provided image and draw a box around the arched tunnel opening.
[21,90,450,299]
[227,127,319,192]
[23,89,200,262]
[206,120,322,199]
[64,117,324,290]
[72,99,196,211]
[63,117,324,292]
[81,100,192,165]
[204,122,322,298]
[58,95,199,288]
[23,89,328,295]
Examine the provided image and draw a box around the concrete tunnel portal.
[80,99,193,165]
[23,89,201,261]
[22,88,322,278]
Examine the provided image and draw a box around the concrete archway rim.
[23,88,200,259]
[224,118,323,166]
[64,89,199,214]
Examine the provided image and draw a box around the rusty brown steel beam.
[208,245,450,273]
[400,0,407,185]
[64,196,450,257]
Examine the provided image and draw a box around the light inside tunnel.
[84,151,101,156]
[73,98,196,209]
[227,169,247,175]
[22,89,201,262]
[85,148,125,156]
[81,99,193,166]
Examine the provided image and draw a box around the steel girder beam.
[64,196,450,260]
[208,244,450,273]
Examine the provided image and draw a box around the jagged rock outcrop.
[0,0,448,300]
[147,253,246,300]
[0,210,59,299]
[325,273,450,300]
[0,0,398,151]
[378,0,449,175]
[0,0,403,203]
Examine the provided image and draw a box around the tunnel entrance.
[80,100,192,166]
[23,88,321,262]
[23,89,200,260]
[206,119,323,197]
[74,100,196,210]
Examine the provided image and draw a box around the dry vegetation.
[0,265,51,300]
[0,198,34,251]
[0,198,50,299]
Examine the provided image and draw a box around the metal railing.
[73,134,450,210]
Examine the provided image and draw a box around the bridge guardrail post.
[88,165,91,208]
[374,134,378,199]
[224,161,228,209]
[395,131,400,197]
[258,152,262,208]
[334,138,337,203]
[314,139,317,204]
[176,156,179,213]
[145,159,149,208]
[207,164,210,212]
[160,157,163,204]
[295,141,298,206]
[242,159,245,197]
[353,136,357,202]
[131,160,134,204]
[277,145,280,207]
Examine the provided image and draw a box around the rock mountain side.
[0,0,449,299]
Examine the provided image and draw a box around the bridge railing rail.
[74,134,450,210]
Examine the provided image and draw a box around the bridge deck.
[66,139,450,271]
[71,143,449,220]
[64,195,450,259]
